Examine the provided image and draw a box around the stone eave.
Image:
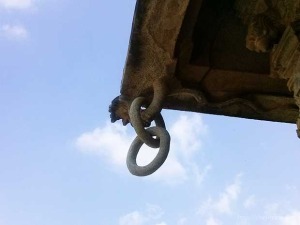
[115,0,299,125]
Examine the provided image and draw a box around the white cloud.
[1,24,28,40]
[221,174,242,214]
[144,204,164,220]
[76,113,210,185]
[0,0,34,10]
[214,173,242,214]
[280,211,300,225]
[198,173,242,215]
[243,195,256,209]
[119,211,145,225]
[119,204,164,225]
[206,216,222,225]
[170,114,207,158]
[150,154,188,185]
[76,122,131,167]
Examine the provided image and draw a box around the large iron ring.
[126,127,170,176]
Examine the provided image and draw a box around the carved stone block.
[270,26,300,135]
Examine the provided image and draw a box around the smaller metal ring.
[126,127,170,176]
[129,97,166,148]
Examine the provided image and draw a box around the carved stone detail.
[235,0,300,53]
[236,0,300,136]
[270,26,300,80]
[270,26,300,136]
[109,96,131,126]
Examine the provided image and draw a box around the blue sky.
[0,1,300,225]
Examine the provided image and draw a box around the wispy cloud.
[119,204,164,225]
[170,114,207,158]
[280,211,300,225]
[1,24,29,40]
[0,0,35,41]
[0,0,34,10]
[198,173,243,215]
[75,113,210,185]
[213,174,242,214]
[76,122,131,167]
[119,211,146,225]
[205,217,222,225]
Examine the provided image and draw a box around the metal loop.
[129,97,166,148]
[126,127,170,176]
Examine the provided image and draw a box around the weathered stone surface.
[110,0,300,132]
[120,0,189,98]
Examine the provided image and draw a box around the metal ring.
[126,127,170,176]
[129,97,166,148]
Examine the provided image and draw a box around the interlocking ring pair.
[127,97,170,176]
